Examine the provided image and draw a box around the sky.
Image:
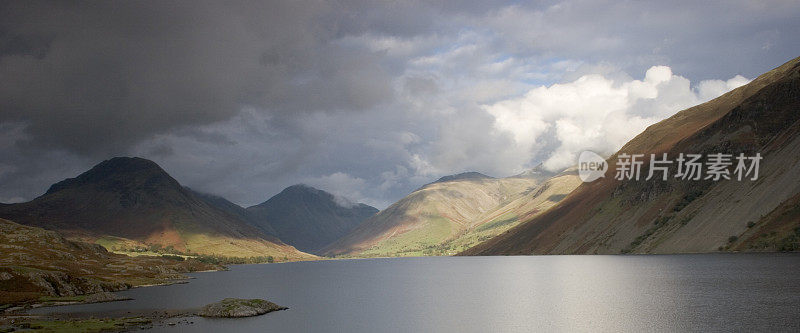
[1,0,799,209]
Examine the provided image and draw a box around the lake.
[33,254,800,332]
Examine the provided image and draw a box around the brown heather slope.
[0,157,314,260]
[0,218,219,306]
[462,56,800,256]
[323,169,581,257]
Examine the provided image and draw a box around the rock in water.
[198,298,287,318]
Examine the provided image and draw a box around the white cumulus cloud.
[484,66,750,172]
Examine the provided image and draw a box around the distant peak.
[434,172,494,184]
[251,184,327,206]
[512,164,557,179]
[282,184,324,195]
[252,184,376,212]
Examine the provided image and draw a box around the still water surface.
[35,254,800,332]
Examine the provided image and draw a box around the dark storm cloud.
[0,1,398,155]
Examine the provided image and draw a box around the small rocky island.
[198,298,287,318]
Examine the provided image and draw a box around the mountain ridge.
[461,55,800,256]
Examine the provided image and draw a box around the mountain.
[433,172,494,183]
[462,56,800,256]
[322,168,581,257]
[246,184,378,254]
[0,157,314,260]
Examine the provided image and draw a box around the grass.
[94,236,138,252]
[181,233,300,259]
[360,217,455,257]
[357,212,526,257]
[94,228,314,262]
[475,215,518,233]
[437,213,522,254]
[102,242,284,265]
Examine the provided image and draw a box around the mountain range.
[0,157,312,260]
[462,56,800,255]
[0,157,378,259]
[323,167,582,257]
